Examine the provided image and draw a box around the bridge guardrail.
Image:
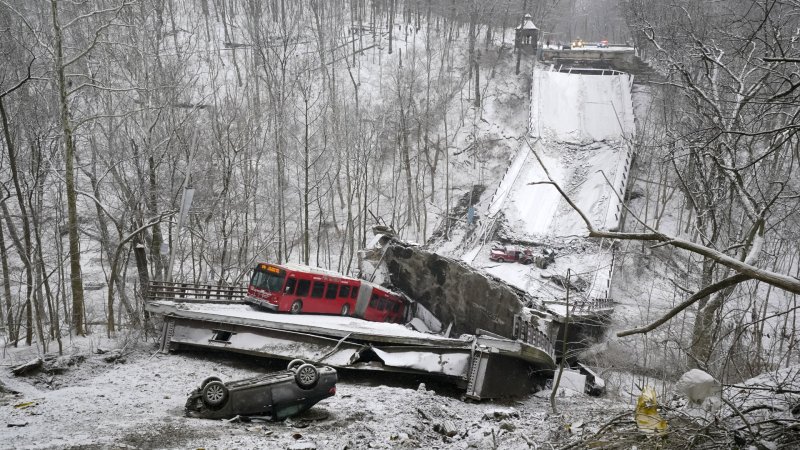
[147,281,246,303]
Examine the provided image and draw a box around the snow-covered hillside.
[433,66,634,306]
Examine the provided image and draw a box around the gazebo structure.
[515,14,539,50]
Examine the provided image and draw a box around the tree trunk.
[388,0,394,54]
[147,156,165,281]
[303,98,311,265]
[468,9,477,76]
[474,51,481,107]
[0,220,15,344]
[0,96,36,346]
[51,0,86,335]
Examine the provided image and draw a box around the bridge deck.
[146,299,556,398]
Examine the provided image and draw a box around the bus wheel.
[290,300,302,314]
[341,304,350,316]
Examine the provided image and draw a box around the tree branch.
[523,138,800,295]
[617,273,751,337]
[763,57,800,63]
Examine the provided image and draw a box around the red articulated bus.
[245,262,407,323]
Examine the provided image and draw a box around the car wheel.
[200,376,221,389]
[290,300,302,314]
[341,303,351,316]
[201,381,229,408]
[522,259,532,265]
[287,359,306,371]
[294,363,319,389]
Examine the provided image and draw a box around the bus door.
[354,283,373,319]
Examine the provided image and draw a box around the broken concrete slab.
[148,302,555,399]
[554,369,586,394]
[433,420,459,437]
[384,244,530,339]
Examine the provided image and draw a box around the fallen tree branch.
[617,273,751,337]
[11,358,42,376]
[522,138,800,296]
[722,396,756,437]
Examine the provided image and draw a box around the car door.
[233,383,274,416]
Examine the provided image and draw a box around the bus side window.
[296,279,311,297]
[392,302,401,312]
[339,285,351,298]
[250,272,263,288]
[325,283,339,299]
[377,298,386,311]
[369,293,378,307]
[284,278,297,294]
[311,281,325,298]
[351,287,359,299]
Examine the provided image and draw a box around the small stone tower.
[515,14,539,50]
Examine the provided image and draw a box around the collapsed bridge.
[147,50,644,400]
[146,279,556,400]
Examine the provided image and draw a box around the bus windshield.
[251,269,285,292]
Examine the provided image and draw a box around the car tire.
[200,376,222,389]
[290,300,302,314]
[287,359,306,371]
[341,304,350,316]
[201,381,229,408]
[522,259,532,265]
[294,363,319,389]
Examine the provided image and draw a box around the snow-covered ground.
[0,338,626,449]
[530,69,634,143]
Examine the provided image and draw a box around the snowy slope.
[465,66,635,304]
[531,69,634,143]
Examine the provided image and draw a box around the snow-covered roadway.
[475,66,635,305]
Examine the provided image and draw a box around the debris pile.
[11,354,87,377]
[383,243,533,338]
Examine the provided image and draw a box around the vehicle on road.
[490,245,557,268]
[185,360,337,420]
[489,245,535,264]
[245,262,407,323]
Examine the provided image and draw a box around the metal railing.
[569,297,614,313]
[529,329,556,359]
[147,281,247,303]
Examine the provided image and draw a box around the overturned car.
[185,360,337,420]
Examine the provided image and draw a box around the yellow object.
[13,401,37,409]
[635,387,668,433]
